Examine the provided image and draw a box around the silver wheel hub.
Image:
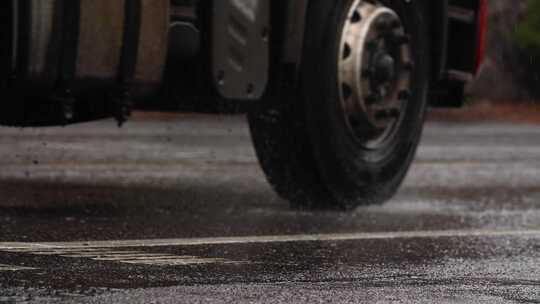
[338,0,413,148]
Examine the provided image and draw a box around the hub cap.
[338,0,413,149]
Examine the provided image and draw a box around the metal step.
[448,5,476,24]
[447,69,474,82]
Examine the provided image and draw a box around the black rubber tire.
[249,0,430,210]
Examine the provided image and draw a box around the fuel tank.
[0,0,169,100]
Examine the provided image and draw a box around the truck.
[0,0,488,210]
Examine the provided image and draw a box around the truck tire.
[249,0,429,210]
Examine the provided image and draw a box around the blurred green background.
[470,0,540,102]
[514,0,540,53]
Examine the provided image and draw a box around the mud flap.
[211,0,269,100]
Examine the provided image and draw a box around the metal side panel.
[135,0,169,87]
[282,0,308,65]
[0,1,15,88]
[212,0,270,100]
[5,0,168,96]
[27,0,57,80]
[76,0,125,82]
[433,0,449,81]
[13,0,63,90]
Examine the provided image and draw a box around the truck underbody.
[0,0,487,210]
[0,0,486,126]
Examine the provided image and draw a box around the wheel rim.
[338,0,413,150]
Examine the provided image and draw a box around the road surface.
[0,114,539,303]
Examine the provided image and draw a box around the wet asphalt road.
[0,114,540,303]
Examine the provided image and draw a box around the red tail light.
[476,0,488,73]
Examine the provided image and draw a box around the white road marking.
[93,255,194,261]
[6,248,106,253]
[1,228,539,251]
[124,258,235,266]
[1,247,245,267]
[84,253,178,260]
[1,228,538,269]
[59,251,143,258]
[0,264,37,272]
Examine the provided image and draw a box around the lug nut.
[394,34,410,45]
[375,20,390,32]
[403,61,415,71]
[349,114,361,127]
[398,90,411,100]
[387,107,401,117]
[390,19,401,29]
[366,41,378,51]
[362,69,373,78]
[365,94,380,104]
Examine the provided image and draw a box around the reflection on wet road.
[1,115,540,303]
